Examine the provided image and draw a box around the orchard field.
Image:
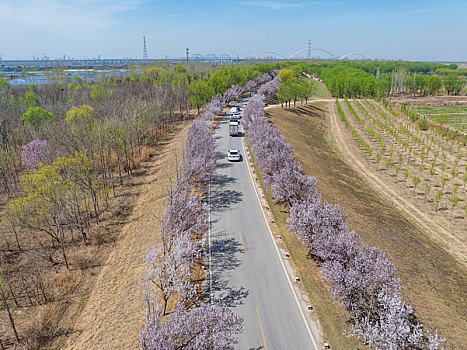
[334,97,466,264]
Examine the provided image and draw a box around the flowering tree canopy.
[21,139,49,170]
[141,302,243,350]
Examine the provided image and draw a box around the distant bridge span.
[288,48,336,59]
[339,52,367,60]
[249,51,287,59]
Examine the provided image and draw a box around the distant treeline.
[263,61,466,98]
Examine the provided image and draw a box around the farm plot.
[335,97,467,264]
[415,105,467,132]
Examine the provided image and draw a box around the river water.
[2,69,130,86]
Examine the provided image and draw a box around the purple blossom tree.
[321,244,401,318]
[144,229,196,316]
[222,84,244,103]
[347,291,430,350]
[141,301,243,350]
[164,183,209,240]
[21,139,49,170]
[258,77,282,99]
[244,79,257,92]
[183,120,216,185]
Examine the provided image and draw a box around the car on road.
[227,149,241,162]
[229,107,239,115]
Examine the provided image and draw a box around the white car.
[227,149,241,162]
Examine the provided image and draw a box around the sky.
[0,0,466,61]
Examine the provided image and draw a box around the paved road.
[210,99,318,350]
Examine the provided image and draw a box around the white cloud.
[0,0,144,34]
[365,3,467,21]
[243,0,341,10]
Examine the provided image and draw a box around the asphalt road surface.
[210,99,318,350]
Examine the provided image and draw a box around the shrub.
[418,118,429,130]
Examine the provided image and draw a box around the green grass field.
[298,76,331,99]
[415,105,467,131]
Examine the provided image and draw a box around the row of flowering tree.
[242,82,445,349]
[141,117,244,349]
[140,72,281,349]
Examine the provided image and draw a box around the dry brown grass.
[64,126,190,350]
[266,103,467,350]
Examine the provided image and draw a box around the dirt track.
[66,126,188,350]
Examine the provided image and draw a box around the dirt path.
[328,100,466,265]
[65,126,189,350]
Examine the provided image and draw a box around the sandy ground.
[65,125,189,350]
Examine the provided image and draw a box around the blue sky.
[0,0,466,61]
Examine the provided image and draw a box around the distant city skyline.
[0,0,466,61]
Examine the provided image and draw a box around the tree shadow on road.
[210,188,242,212]
[210,174,242,212]
[211,237,248,307]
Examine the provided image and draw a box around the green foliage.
[174,66,187,74]
[66,105,95,126]
[385,157,392,169]
[278,68,297,83]
[375,153,381,169]
[90,85,105,100]
[435,190,443,211]
[426,75,442,95]
[68,82,82,91]
[418,118,429,131]
[394,163,401,177]
[0,78,10,91]
[188,80,214,113]
[412,176,420,192]
[450,195,459,217]
[441,174,448,189]
[442,73,465,95]
[424,182,431,199]
[21,107,56,128]
[24,90,39,108]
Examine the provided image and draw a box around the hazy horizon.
[1,0,466,61]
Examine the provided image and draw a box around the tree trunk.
[0,289,19,343]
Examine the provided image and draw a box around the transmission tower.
[186,48,189,62]
[143,37,148,60]
[308,39,312,60]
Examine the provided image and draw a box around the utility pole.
[186,48,189,62]
[308,39,312,60]
[143,36,148,60]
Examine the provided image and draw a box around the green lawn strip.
[311,79,331,98]
[416,105,467,114]
[247,143,362,350]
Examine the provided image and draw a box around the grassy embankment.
[264,103,467,350]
